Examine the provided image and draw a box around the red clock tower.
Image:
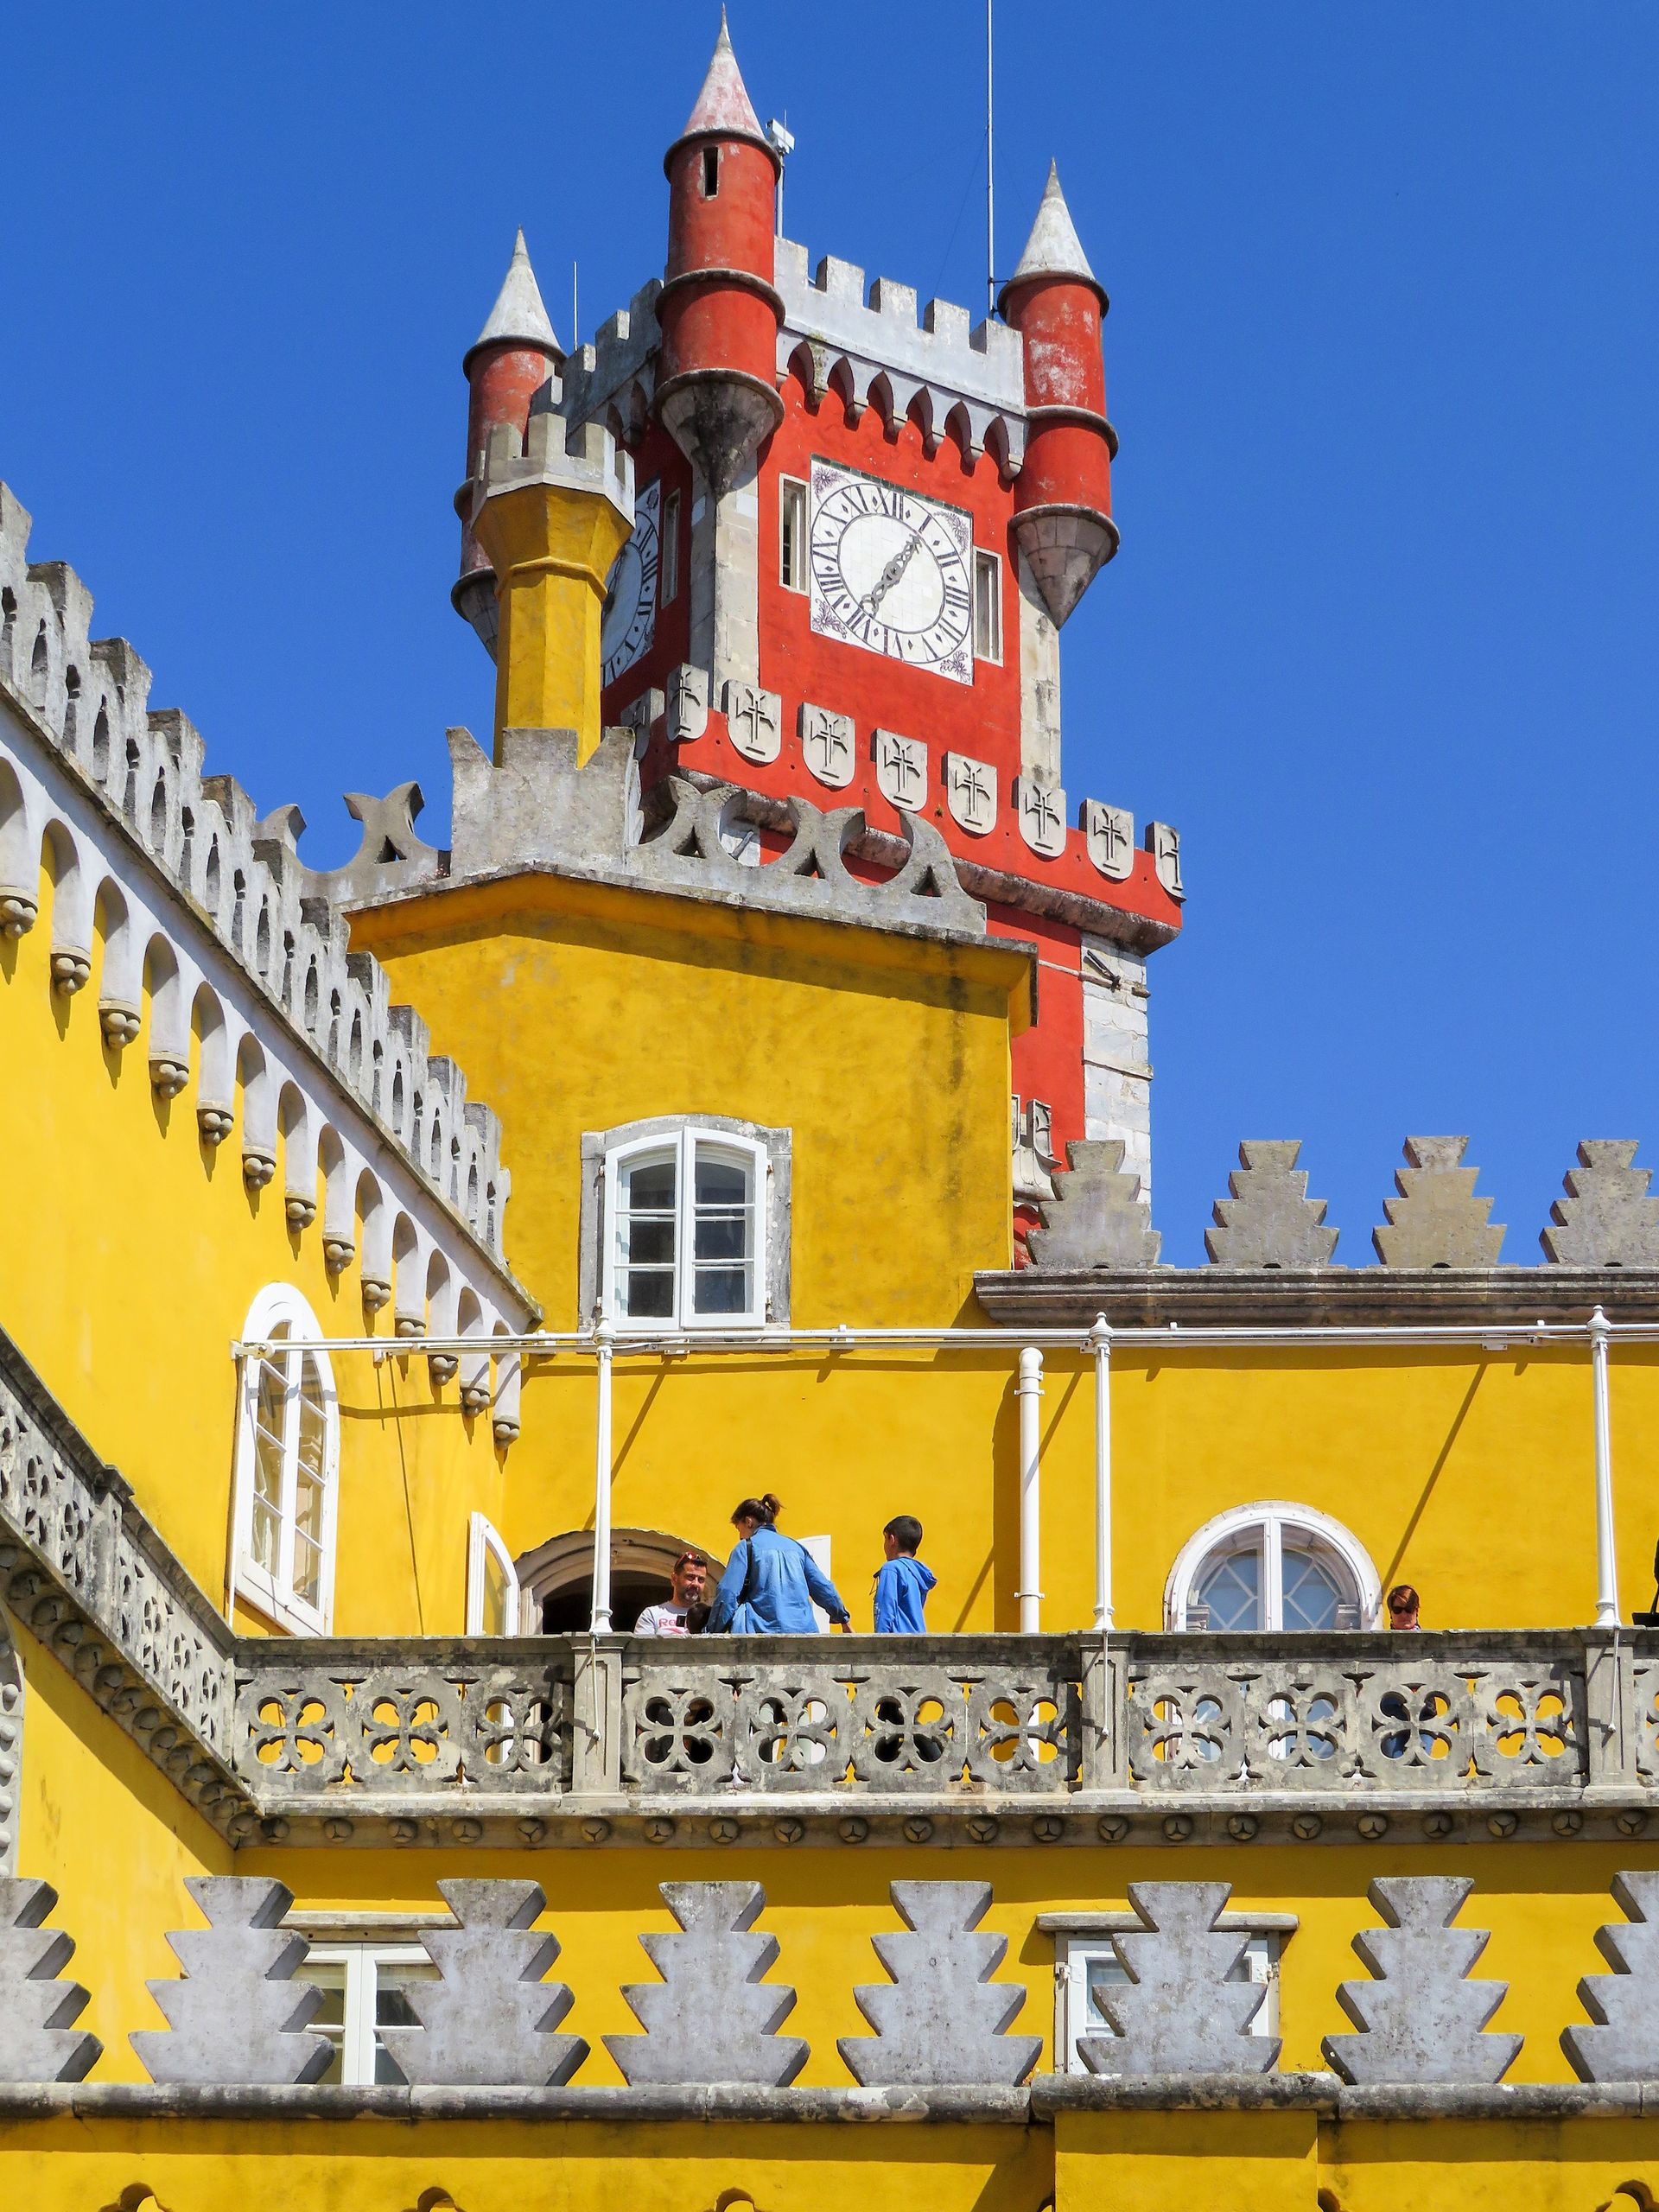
[453,16,1184,1239]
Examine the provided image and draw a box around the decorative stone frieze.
[721,682,782,766]
[1205,1141,1339,1268]
[1147,822,1184,900]
[1373,1138,1505,1268]
[1324,1877,1521,2084]
[1542,1142,1659,1266]
[1077,1883,1281,2075]
[666,663,710,744]
[1560,1872,1659,2082]
[1028,1140,1160,1270]
[606,1881,808,2087]
[0,1878,100,2082]
[378,1878,588,2087]
[132,1878,331,2086]
[872,729,927,812]
[945,754,998,836]
[1082,799,1133,881]
[1014,776,1067,859]
[799,704,855,788]
[839,1882,1040,2087]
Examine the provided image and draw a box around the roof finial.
[1001,162,1107,311]
[465,230,562,370]
[677,6,772,158]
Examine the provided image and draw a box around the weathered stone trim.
[974,1265,1659,1327]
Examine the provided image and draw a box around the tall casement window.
[779,478,808,593]
[660,489,682,606]
[973,548,1002,663]
[1165,1503,1379,1632]
[294,1942,440,2083]
[467,1513,521,1634]
[581,1116,791,1332]
[233,1284,340,1635]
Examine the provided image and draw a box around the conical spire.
[674,8,774,163]
[464,230,561,372]
[1001,162,1108,311]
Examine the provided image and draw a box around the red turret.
[657,10,783,494]
[453,231,563,654]
[999,164,1118,626]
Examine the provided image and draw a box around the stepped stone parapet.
[131,1878,330,2086]
[1029,1140,1160,1270]
[1541,1142,1659,1266]
[1561,1872,1659,2082]
[1372,1137,1505,1268]
[839,1882,1040,2088]
[1324,1877,1521,2085]
[1077,1882,1281,2076]
[0,1878,100,2082]
[378,1879,588,2088]
[606,1881,807,2088]
[1205,1141,1339,1268]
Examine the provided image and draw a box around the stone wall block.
[1371,1137,1505,1268]
[0,1878,100,2082]
[1077,1881,1281,2076]
[378,1879,588,2088]
[1561,1872,1659,2082]
[1029,1140,1160,1270]
[1323,1876,1521,2084]
[605,1881,807,2087]
[838,1881,1040,2086]
[1541,1142,1659,1266]
[1205,1141,1339,1268]
[131,1878,331,2086]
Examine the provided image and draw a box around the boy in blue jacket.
[873,1516,935,1633]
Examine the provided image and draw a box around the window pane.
[974,550,1001,660]
[624,1157,676,1211]
[620,1268,675,1319]
[692,1263,752,1315]
[292,1529,322,1609]
[695,1154,748,1206]
[372,1960,442,2084]
[250,1493,280,1576]
[1281,1547,1344,1631]
[294,1961,347,2083]
[623,1215,676,1267]
[481,1547,512,1636]
[1194,1546,1262,1630]
[694,1211,748,1261]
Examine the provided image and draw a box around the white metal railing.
[230,1307,1638,1637]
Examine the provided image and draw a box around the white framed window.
[973,548,1002,663]
[1050,1922,1285,2073]
[602,1125,767,1329]
[1166,1502,1380,1631]
[467,1512,521,1634]
[660,489,682,606]
[779,477,808,593]
[293,1942,441,2084]
[232,1284,339,1636]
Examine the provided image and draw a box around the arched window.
[467,1513,521,1634]
[232,1284,339,1635]
[1165,1503,1379,1631]
[582,1116,790,1330]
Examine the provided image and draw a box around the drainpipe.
[1017,1345,1044,1631]
[591,1312,615,1633]
[1590,1306,1620,1626]
[1091,1314,1113,1632]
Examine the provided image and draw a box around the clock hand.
[861,531,921,615]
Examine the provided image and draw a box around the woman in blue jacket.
[706,1494,851,1633]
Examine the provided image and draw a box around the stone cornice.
[973,1266,1659,1330]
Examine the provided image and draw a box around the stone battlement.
[561,279,664,442]
[0,481,517,1285]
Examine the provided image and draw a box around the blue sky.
[4,5,1656,1264]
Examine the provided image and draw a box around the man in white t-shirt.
[633,1550,709,1637]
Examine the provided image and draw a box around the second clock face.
[807,460,975,684]
[601,477,661,690]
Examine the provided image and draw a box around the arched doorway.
[514,1527,728,1633]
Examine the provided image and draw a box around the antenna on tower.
[572,261,579,350]
[766,114,795,235]
[986,0,995,315]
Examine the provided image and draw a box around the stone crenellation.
[1028,1135,1655,1274]
[774,240,1027,471]
[561,281,664,442]
[1323,1877,1521,2086]
[0,482,515,1278]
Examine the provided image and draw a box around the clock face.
[807,460,975,684]
[601,477,661,689]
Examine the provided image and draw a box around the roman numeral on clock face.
[805,461,976,686]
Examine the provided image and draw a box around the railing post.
[591,1313,615,1635]
[1016,1345,1044,1632]
[1090,1314,1113,1632]
[1580,1626,1635,1796]
[1590,1306,1620,1627]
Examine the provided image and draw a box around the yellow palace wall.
[0,841,509,1638]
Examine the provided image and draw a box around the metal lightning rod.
[986,0,995,315]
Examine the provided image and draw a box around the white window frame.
[779,476,809,594]
[973,547,1002,663]
[293,1941,435,2085]
[1165,1501,1381,1631]
[231,1282,340,1637]
[1051,1923,1285,2073]
[601,1124,770,1332]
[467,1511,522,1634]
[660,488,682,607]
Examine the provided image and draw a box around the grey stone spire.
[1323,1877,1521,2085]
[131,1878,331,2086]
[1077,1883,1281,2076]
[1561,1872,1659,2082]
[1004,162,1106,305]
[466,230,561,367]
[0,1878,100,2082]
[1371,1136,1505,1267]
[838,1882,1040,2087]
[1205,1141,1339,1267]
[677,8,772,156]
[605,1881,807,2087]
[377,1880,588,2088]
[1029,1140,1160,1270]
[1541,1142,1659,1265]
